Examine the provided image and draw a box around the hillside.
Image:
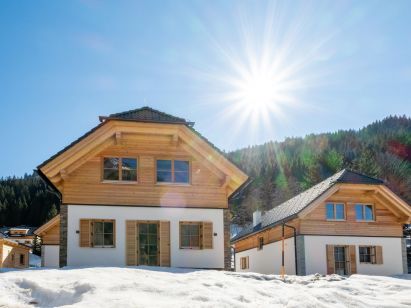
[227,115,411,225]
[0,115,409,228]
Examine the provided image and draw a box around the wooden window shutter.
[375,246,383,264]
[202,222,213,249]
[159,221,170,267]
[79,219,91,247]
[126,221,137,266]
[349,245,357,274]
[326,245,335,274]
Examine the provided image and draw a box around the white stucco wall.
[67,205,224,268]
[42,245,59,267]
[235,237,296,275]
[304,236,404,275]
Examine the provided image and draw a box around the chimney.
[253,210,262,227]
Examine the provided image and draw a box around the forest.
[0,115,410,229]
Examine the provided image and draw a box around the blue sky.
[1,0,410,177]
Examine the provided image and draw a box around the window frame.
[257,236,264,250]
[240,256,249,269]
[102,157,138,183]
[179,221,201,249]
[91,219,116,248]
[156,158,191,185]
[359,245,376,264]
[355,203,375,222]
[325,202,346,221]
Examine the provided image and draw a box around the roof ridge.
[109,106,187,122]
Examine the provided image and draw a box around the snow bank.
[29,253,41,268]
[0,267,410,307]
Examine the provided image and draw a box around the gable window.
[157,159,189,184]
[180,222,201,249]
[103,157,137,182]
[326,203,345,220]
[257,237,264,250]
[240,256,249,269]
[355,204,374,221]
[92,220,115,247]
[359,246,376,263]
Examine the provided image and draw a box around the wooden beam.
[338,184,379,191]
[379,186,411,216]
[171,134,179,145]
[373,193,402,218]
[221,175,231,189]
[179,142,225,181]
[60,169,69,181]
[115,132,122,145]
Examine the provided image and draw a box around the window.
[355,204,374,221]
[240,256,249,269]
[93,221,114,247]
[174,160,189,183]
[359,246,376,263]
[257,237,264,250]
[103,157,137,181]
[326,203,345,220]
[19,254,25,266]
[180,222,200,249]
[157,159,189,184]
[157,160,172,182]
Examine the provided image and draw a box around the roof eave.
[231,213,298,243]
[99,116,195,127]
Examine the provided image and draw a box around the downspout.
[281,222,298,276]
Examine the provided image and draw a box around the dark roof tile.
[102,106,194,126]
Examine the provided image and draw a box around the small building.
[34,215,60,267]
[0,236,30,269]
[231,169,411,276]
[0,226,37,247]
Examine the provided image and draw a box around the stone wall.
[223,209,231,270]
[59,204,67,267]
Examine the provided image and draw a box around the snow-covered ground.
[0,267,410,308]
[29,253,41,268]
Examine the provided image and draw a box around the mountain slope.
[227,115,411,225]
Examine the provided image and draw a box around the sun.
[236,70,277,111]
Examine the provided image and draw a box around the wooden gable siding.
[0,241,29,268]
[234,219,299,253]
[62,134,227,208]
[233,186,406,253]
[300,189,403,237]
[41,224,60,245]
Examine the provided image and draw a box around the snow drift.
[0,267,410,307]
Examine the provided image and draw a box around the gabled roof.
[99,106,194,126]
[37,106,248,198]
[231,169,385,242]
[0,238,31,250]
[34,215,60,236]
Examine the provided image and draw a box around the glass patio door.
[334,246,347,275]
[138,223,159,266]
